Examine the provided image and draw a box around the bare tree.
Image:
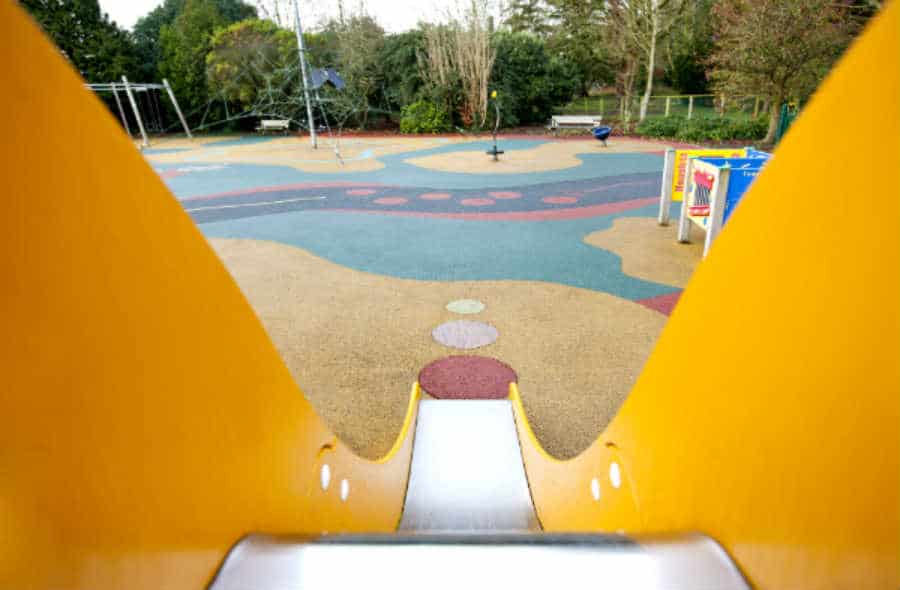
[253,0,339,28]
[419,0,497,128]
[611,0,683,121]
[605,0,641,122]
[454,1,496,127]
[252,0,291,27]
[421,24,455,89]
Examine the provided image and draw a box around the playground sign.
[671,149,745,202]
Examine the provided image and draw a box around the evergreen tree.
[377,31,426,113]
[134,0,256,81]
[21,0,139,82]
[546,0,609,95]
[505,0,551,36]
[663,0,714,94]
[158,0,227,118]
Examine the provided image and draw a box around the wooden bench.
[549,115,603,134]
[255,119,291,134]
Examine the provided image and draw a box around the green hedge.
[399,100,452,134]
[635,116,767,142]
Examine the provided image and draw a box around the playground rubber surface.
[147,135,702,459]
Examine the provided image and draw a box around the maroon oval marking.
[418,356,518,400]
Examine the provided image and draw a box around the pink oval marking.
[346,188,377,196]
[373,197,408,205]
[460,198,495,207]
[488,191,522,200]
[542,196,579,204]
[419,192,452,201]
[432,320,498,349]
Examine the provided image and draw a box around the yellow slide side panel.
[517,4,899,589]
[0,4,416,589]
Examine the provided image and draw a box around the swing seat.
[592,126,612,141]
[592,126,612,146]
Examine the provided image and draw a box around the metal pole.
[291,0,317,149]
[677,158,695,243]
[687,96,694,120]
[658,147,676,226]
[162,78,193,139]
[121,76,149,148]
[703,165,731,257]
[665,96,671,117]
[110,83,132,138]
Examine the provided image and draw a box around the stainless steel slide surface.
[398,399,540,532]
[209,533,750,590]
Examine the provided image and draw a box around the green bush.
[634,117,682,138]
[399,100,452,134]
[635,115,767,142]
[728,117,769,140]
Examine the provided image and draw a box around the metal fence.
[559,94,768,121]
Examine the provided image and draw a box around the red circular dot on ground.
[346,188,377,196]
[488,191,523,200]
[460,198,495,207]
[418,356,518,400]
[542,196,579,204]
[373,197,408,205]
[419,192,452,201]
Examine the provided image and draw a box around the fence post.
[720,94,726,116]
[665,96,671,117]
[688,96,694,119]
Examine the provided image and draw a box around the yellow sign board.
[671,148,746,201]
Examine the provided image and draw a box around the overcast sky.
[99,0,494,32]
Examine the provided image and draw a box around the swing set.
[85,76,192,148]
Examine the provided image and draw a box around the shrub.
[727,117,769,140]
[399,100,452,134]
[635,116,682,138]
[635,115,767,142]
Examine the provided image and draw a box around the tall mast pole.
[292,0,317,149]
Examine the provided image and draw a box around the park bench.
[548,115,603,134]
[255,119,291,135]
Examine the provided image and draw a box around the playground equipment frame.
[86,77,192,148]
[678,157,769,257]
